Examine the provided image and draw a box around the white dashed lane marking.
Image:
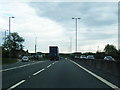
[7,80,26,90]
[47,64,52,68]
[7,61,59,89]
[33,68,45,76]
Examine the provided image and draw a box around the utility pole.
[4,30,8,44]
[72,17,80,53]
[70,37,72,53]
[9,17,15,37]
[35,37,37,54]
[8,16,15,57]
[97,46,99,52]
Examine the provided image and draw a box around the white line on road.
[1,61,44,72]
[33,62,57,76]
[55,61,58,63]
[7,80,26,90]
[69,60,120,89]
[6,61,56,89]
[47,64,52,68]
[33,68,45,76]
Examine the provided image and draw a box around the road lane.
[2,60,53,89]
[16,59,112,88]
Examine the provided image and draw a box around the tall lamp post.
[72,17,80,53]
[9,16,15,36]
[5,30,8,44]
[8,16,15,57]
[70,37,72,53]
[35,37,37,54]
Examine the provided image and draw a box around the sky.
[0,1,119,53]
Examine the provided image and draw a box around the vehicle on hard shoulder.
[49,46,59,61]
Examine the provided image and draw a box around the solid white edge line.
[7,80,25,90]
[33,68,45,76]
[69,60,120,89]
[1,61,43,72]
[1,64,32,72]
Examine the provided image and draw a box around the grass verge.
[2,58,18,65]
[29,57,49,61]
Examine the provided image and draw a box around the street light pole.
[5,30,8,44]
[97,46,99,52]
[70,37,72,53]
[9,16,15,36]
[35,37,37,54]
[8,16,15,57]
[72,17,80,53]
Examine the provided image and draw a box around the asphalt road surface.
[2,59,120,89]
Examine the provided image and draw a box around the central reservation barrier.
[71,58,120,77]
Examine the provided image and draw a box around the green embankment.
[30,57,49,61]
[1,57,49,65]
[2,58,18,64]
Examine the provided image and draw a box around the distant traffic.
[74,55,115,61]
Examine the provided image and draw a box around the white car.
[22,56,29,62]
[87,55,95,59]
[75,56,79,58]
[104,56,115,61]
[80,55,86,59]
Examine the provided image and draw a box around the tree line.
[96,44,120,60]
[2,32,120,60]
[71,44,120,60]
[2,32,24,58]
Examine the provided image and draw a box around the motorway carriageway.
[1,59,120,89]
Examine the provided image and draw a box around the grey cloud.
[27,2,118,50]
[29,2,117,28]
[81,32,117,40]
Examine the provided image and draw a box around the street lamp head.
[72,17,81,19]
[9,16,15,18]
[12,17,15,18]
